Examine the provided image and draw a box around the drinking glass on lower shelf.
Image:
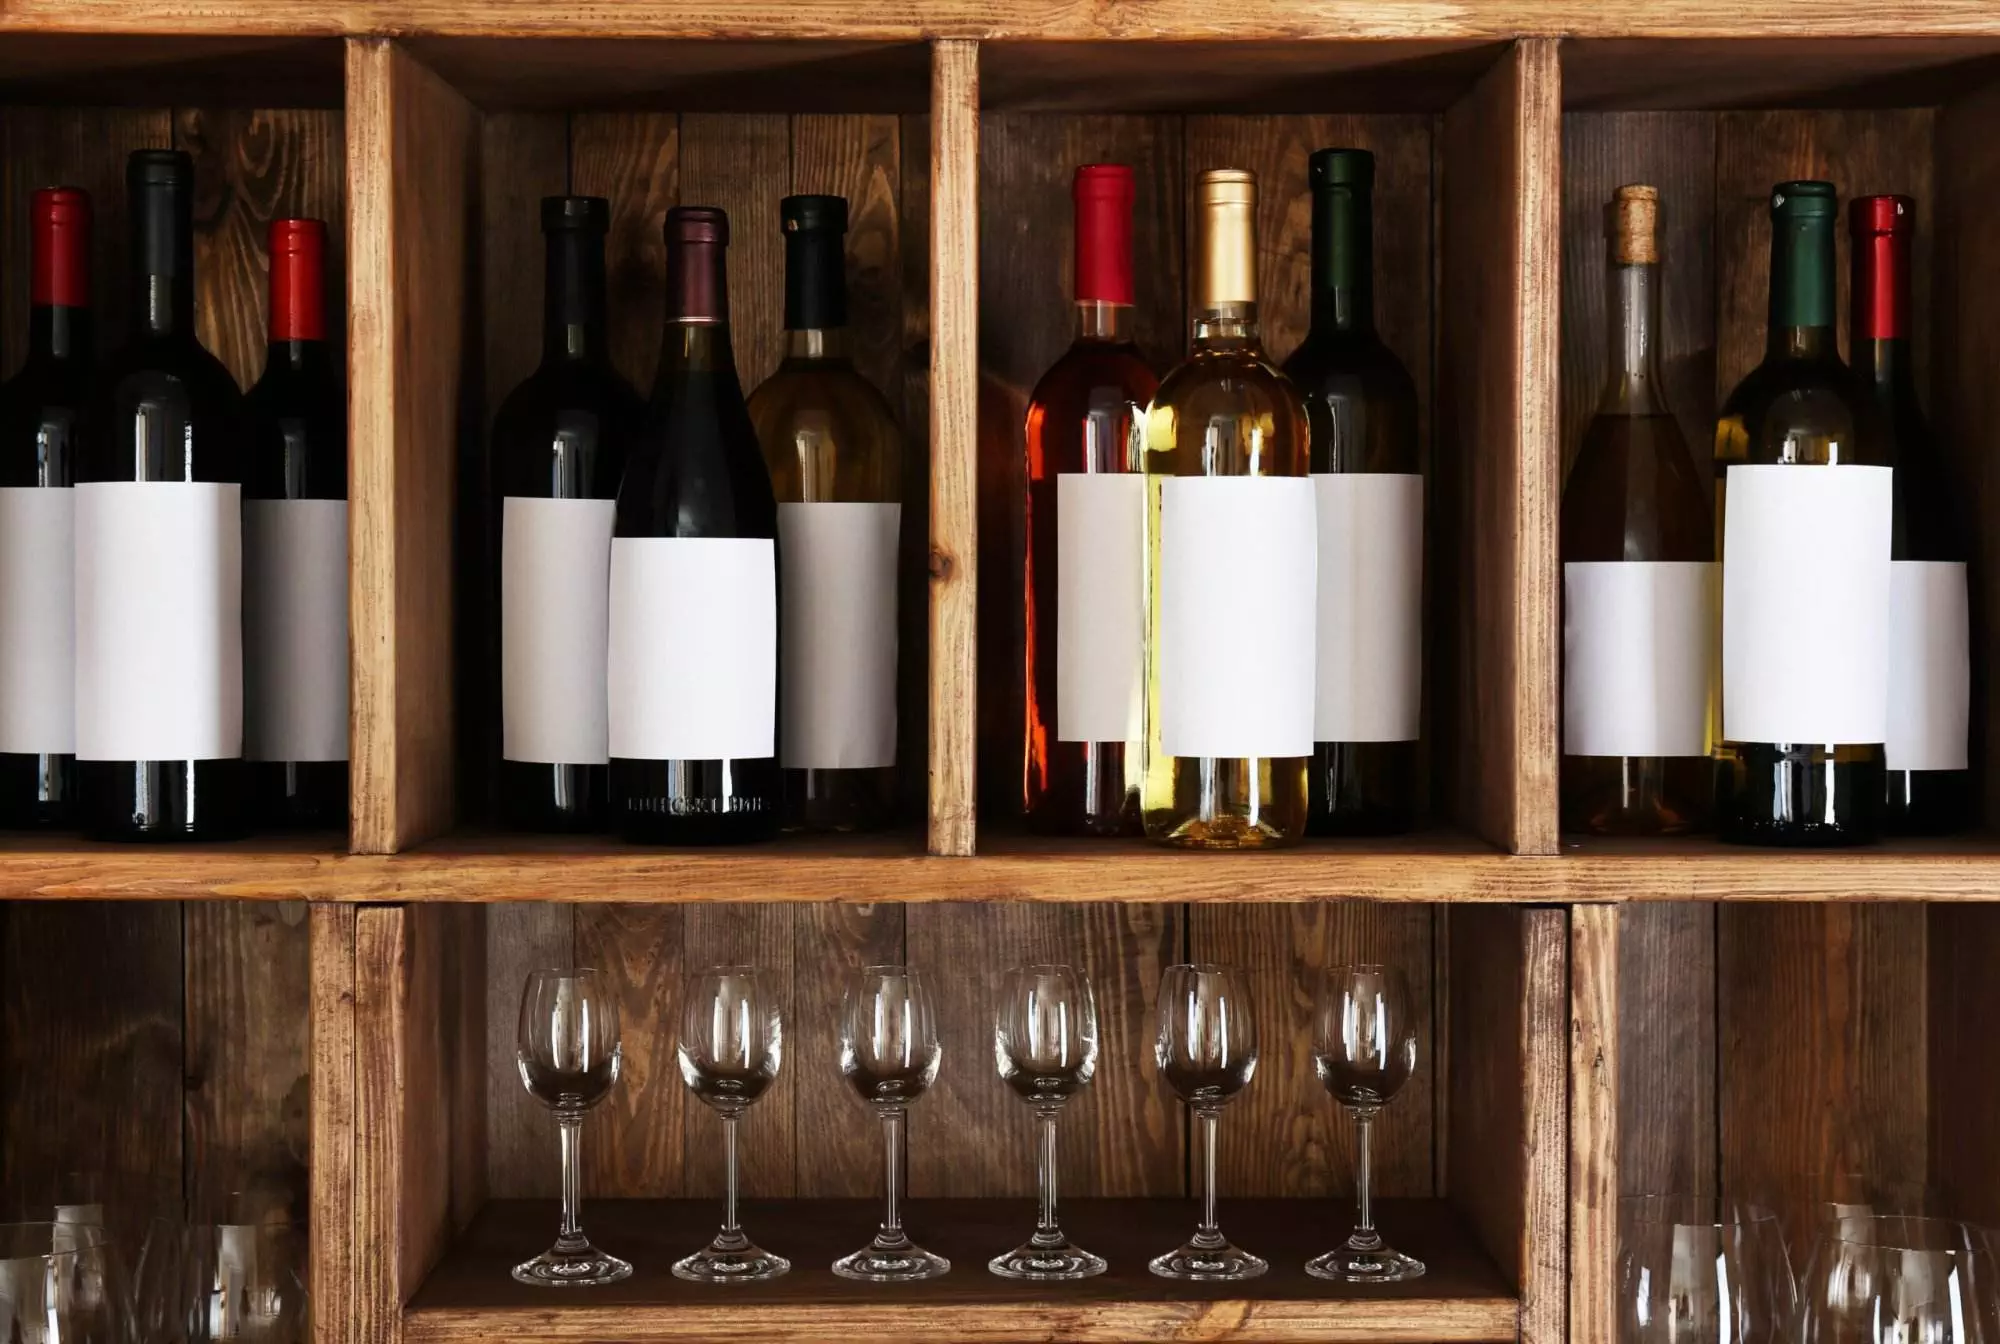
[834,965,948,1282]
[0,1221,133,1344]
[513,967,630,1286]
[1307,964,1424,1283]
[989,964,1105,1280]
[673,966,788,1283]
[1150,963,1265,1281]
[1799,1215,1999,1344]
[134,1217,308,1344]
[1619,1198,1795,1344]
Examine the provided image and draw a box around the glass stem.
[1035,1106,1061,1243]
[878,1106,909,1246]
[1348,1106,1383,1252]
[558,1114,584,1244]
[722,1113,741,1235]
[1196,1107,1222,1247]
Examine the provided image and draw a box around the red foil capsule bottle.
[1022,164,1158,836]
[1852,194,1970,835]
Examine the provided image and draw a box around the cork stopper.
[1609,184,1659,265]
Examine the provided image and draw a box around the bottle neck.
[1309,186,1374,334]
[783,327,849,361]
[1767,215,1838,359]
[131,180,195,340]
[265,336,334,378]
[28,304,90,363]
[1192,300,1260,352]
[1855,336,1919,406]
[784,231,846,332]
[1602,260,1666,412]
[657,321,738,378]
[1076,300,1132,344]
[542,229,609,364]
[134,273,195,339]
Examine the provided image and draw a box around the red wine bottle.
[608,206,780,844]
[495,196,641,833]
[75,149,249,842]
[244,217,349,830]
[0,188,92,829]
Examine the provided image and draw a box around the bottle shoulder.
[1027,340,1158,411]
[1152,345,1303,410]
[1715,354,1882,466]
[1281,330,1417,398]
[1146,346,1311,474]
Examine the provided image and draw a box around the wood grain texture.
[1558,112,1716,485]
[483,904,573,1199]
[351,904,405,1344]
[1192,903,1435,1199]
[789,903,906,1197]
[929,38,978,856]
[1616,903,1716,1198]
[904,902,1184,1198]
[900,109,935,823]
[573,905,685,1198]
[310,903,357,1344]
[407,1197,1518,1343]
[678,112,786,389]
[1928,904,2000,1226]
[1569,904,1616,1344]
[1517,906,1566,1344]
[347,37,475,853]
[567,112,678,404]
[1437,39,1561,856]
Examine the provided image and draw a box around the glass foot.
[988,1231,1107,1281]
[672,1231,789,1283]
[1306,1244,1427,1284]
[512,1238,633,1288]
[832,1235,951,1282]
[1149,1236,1267,1282]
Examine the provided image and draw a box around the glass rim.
[691,963,761,977]
[1003,962,1082,976]
[524,966,603,979]
[1324,962,1404,978]
[1619,1195,1783,1230]
[0,1221,112,1264]
[1822,1213,1992,1252]
[860,963,921,977]
[1164,962,1240,975]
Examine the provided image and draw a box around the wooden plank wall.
[0,104,336,1236]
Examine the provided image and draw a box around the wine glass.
[1150,963,1264,1281]
[513,968,630,1286]
[834,965,948,1282]
[1620,1198,1796,1344]
[672,966,788,1282]
[0,1221,134,1344]
[1307,964,1423,1282]
[989,965,1105,1280]
[134,1219,307,1343]
[1799,1215,1998,1344]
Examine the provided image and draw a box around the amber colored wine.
[1561,185,1713,835]
[1141,169,1312,849]
[1024,164,1156,836]
[748,195,903,832]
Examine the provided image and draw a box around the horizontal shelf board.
[405,1197,1515,1344]
[1562,35,2000,109]
[3,831,1997,901]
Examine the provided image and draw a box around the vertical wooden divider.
[929,38,978,857]
[347,37,475,854]
[1569,904,1617,1344]
[310,904,358,1344]
[1437,38,1560,855]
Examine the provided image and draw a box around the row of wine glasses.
[1621,1195,2000,1344]
[513,960,1427,1288]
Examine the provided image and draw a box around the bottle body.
[0,188,91,828]
[1852,196,1970,835]
[1141,170,1313,849]
[495,197,641,833]
[1713,181,1887,847]
[1024,165,1155,836]
[245,218,349,830]
[748,194,902,832]
[76,150,249,841]
[610,206,780,845]
[1561,185,1714,836]
[1280,148,1424,837]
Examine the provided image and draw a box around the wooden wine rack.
[0,10,1997,1344]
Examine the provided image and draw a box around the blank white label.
[1564,560,1715,757]
[1314,473,1422,742]
[607,536,776,760]
[0,487,75,754]
[75,480,242,761]
[244,499,349,763]
[502,496,615,765]
[1056,472,1144,743]
[1886,560,1969,771]
[1721,464,1892,745]
[1159,475,1317,759]
[779,501,899,770]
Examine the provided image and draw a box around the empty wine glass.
[673,966,788,1282]
[513,968,630,1286]
[1150,963,1264,1281]
[1619,1198,1795,1344]
[1800,1215,1998,1344]
[134,1219,307,1344]
[0,1221,134,1344]
[834,965,947,1282]
[1307,964,1423,1282]
[989,965,1104,1280]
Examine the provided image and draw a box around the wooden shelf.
[403,1197,1515,1344]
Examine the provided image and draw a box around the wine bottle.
[244,217,349,830]
[75,149,249,841]
[1280,148,1424,836]
[1560,185,1714,835]
[1714,180,1890,847]
[1853,195,1970,834]
[747,194,901,833]
[1024,163,1156,837]
[0,188,91,828]
[1141,168,1314,849]
[495,196,642,833]
[608,205,780,845]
